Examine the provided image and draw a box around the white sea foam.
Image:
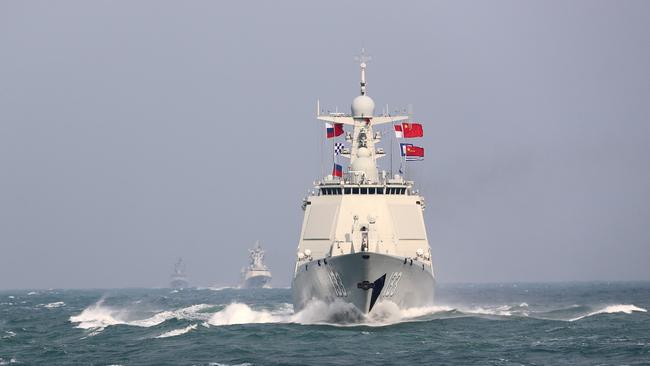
[569,304,647,322]
[70,300,215,332]
[27,291,37,295]
[42,301,65,309]
[2,331,16,339]
[208,363,252,366]
[460,305,519,317]
[206,286,238,291]
[71,296,647,331]
[0,358,18,365]
[155,324,197,338]
[208,303,292,326]
[206,300,453,327]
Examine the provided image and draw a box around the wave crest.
[205,300,453,327]
[155,324,198,338]
[70,297,648,332]
[69,300,214,332]
[569,304,647,321]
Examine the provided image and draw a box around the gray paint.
[1,1,649,288]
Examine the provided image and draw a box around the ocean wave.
[41,301,65,309]
[451,303,531,317]
[155,324,197,338]
[69,300,215,332]
[430,303,647,322]
[207,286,239,291]
[568,304,647,322]
[0,358,18,365]
[206,300,453,327]
[2,331,16,339]
[70,297,648,332]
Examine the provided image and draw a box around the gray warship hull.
[170,278,189,289]
[243,274,272,289]
[292,252,434,314]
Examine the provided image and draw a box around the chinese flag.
[402,123,423,138]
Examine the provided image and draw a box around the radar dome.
[351,95,375,118]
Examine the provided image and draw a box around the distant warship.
[241,241,272,288]
[169,258,189,289]
[291,50,435,314]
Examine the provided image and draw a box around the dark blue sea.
[1,282,649,365]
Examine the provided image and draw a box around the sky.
[1,1,649,289]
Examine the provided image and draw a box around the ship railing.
[320,172,413,187]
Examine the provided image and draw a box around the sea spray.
[70,301,216,330]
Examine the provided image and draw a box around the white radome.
[351,95,375,118]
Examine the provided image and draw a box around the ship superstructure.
[241,241,272,289]
[169,258,189,289]
[291,51,435,314]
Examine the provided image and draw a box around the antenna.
[354,48,372,95]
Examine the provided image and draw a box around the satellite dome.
[351,95,375,118]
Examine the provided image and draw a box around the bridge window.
[353,188,359,194]
[344,188,351,194]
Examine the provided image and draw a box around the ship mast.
[356,48,371,96]
[316,49,410,184]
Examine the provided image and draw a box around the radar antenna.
[354,48,372,96]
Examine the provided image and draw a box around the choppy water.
[1,282,649,365]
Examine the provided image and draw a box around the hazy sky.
[1,1,649,289]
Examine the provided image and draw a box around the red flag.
[406,144,424,157]
[400,143,424,160]
[326,123,344,138]
[402,123,423,138]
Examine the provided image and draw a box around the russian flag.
[400,143,424,161]
[326,123,344,138]
[332,163,343,177]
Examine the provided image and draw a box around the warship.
[291,51,435,314]
[240,241,272,288]
[169,258,189,289]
